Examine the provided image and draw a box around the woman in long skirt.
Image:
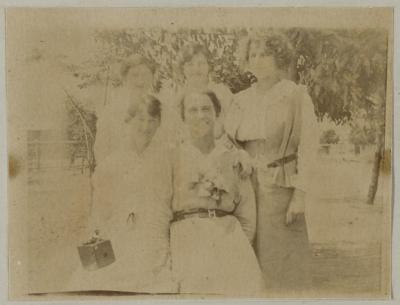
[225,30,320,294]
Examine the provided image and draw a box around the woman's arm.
[293,86,320,192]
[223,96,242,142]
[286,86,319,224]
[233,177,257,243]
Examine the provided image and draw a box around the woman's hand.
[285,189,306,225]
[234,149,253,179]
[219,134,253,179]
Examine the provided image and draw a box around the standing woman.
[94,55,157,164]
[225,31,319,293]
[162,44,233,143]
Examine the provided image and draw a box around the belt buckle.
[208,209,216,218]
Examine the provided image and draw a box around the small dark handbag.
[77,231,116,271]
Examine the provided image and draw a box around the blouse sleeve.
[224,98,242,141]
[210,82,233,113]
[210,83,233,139]
[233,177,256,243]
[291,86,320,194]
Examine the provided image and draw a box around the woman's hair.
[125,94,162,123]
[179,44,212,68]
[180,90,221,120]
[245,30,295,71]
[120,54,157,80]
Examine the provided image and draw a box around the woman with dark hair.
[225,30,319,293]
[94,54,158,164]
[169,90,265,296]
[161,44,233,144]
[67,94,177,293]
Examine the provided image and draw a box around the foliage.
[320,129,340,145]
[70,28,255,94]
[70,27,387,123]
[348,123,376,147]
[63,28,256,172]
[347,89,386,149]
[286,28,387,125]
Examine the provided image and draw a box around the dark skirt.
[255,175,313,293]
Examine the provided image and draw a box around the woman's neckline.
[184,138,227,158]
[130,132,159,158]
[251,79,294,100]
[253,78,282,94]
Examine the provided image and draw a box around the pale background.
[1,2,399,305]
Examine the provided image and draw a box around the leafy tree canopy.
[70,27,387,125]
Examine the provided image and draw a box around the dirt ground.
[23,155,388,298]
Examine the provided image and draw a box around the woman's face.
[247,41,280,81]
[125,64,153,91]
[183,93,216,138]
[130,107,160,143]
[183,53,209,81]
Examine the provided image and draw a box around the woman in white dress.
[225,31,319,293]
[94,55,157,164]
[67,94,177,293]
[170,90,265,296]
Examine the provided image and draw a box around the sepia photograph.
[5,7,393,300]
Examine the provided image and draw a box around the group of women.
[68,30,319,297]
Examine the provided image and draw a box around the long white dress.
[170,140,266,296]
[65,132,178,293]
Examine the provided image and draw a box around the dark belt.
[171,208,232,223]
[236,140,297,169]
[267,153,297,168]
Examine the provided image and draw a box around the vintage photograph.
[6,7,393,300]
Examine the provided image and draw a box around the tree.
[286,28,388,204]
[348,123,375,154]
[320,129,340,145]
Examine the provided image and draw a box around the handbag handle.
[83,229,103,245]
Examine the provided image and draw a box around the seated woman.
[169,90,265,297]
[66,94,177,293]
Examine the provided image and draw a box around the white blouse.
[171,140,256,241]
[225,79,320,193]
